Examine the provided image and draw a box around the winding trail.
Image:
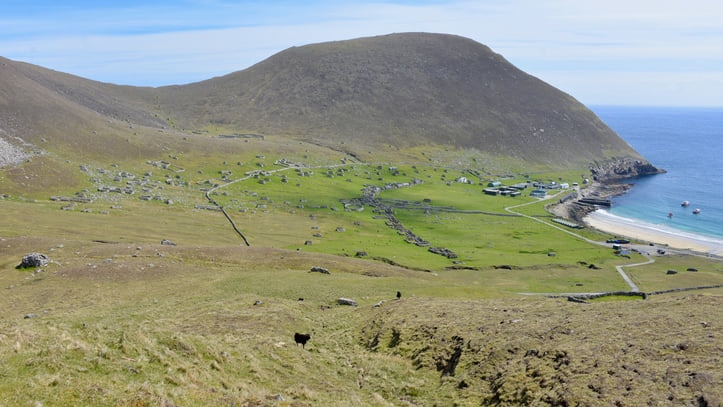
[205,161,652,294]
[204,161,356,245]
[504,190,644,293]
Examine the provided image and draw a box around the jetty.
[577,198,612,207]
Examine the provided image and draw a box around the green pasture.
[3,142,721,298]
[2,145,722,406]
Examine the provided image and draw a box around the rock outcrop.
[589,157,665,182]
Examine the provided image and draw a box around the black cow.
[294,332,311,348]
[396,291,402,299]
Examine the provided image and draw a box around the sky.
[2,0,723,107]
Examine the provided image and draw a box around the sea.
[588,105,723,242]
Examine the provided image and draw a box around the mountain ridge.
[152,33,642,167]
[2,33,654,172]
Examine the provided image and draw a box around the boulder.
[17,253,50,269]
[310,266,330,274]
[337,298,357,306]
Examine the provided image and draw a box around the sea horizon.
[589,105,723,242]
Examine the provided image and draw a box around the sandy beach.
[584,209,723,257]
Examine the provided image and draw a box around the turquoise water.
[589,106,723,240]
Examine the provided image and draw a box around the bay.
[589,106,723,240]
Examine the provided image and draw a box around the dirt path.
[504,191,644,293]
[206,163,653,293]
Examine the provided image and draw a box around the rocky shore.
[549,182,628,222]
[550,157,665,222]
[588,156,666,182]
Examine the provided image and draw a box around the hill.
[0,33,719,407]
[154,33,642,167]
[1,238,720,406]
[2,33,655,172]
[0,56,163,154]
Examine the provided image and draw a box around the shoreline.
[551,179,723,257]
[583,209,723,257]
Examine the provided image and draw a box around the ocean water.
[589,106,723,241]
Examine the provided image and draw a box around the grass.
[2,240,720,406]
[0,244,461,406]
[622,254,723,292]
[2,40,718,405]
[1,136,721,406]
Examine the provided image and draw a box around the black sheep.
[294,332,311,348]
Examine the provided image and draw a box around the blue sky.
[2,0,722,106]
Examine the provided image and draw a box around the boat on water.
[693,208,701,214]
[681,200,690,207]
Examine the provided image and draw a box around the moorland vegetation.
[0,33,720,406]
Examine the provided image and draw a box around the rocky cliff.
[589,157,666,182]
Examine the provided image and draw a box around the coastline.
[583,209,723,257]
[550,177,723,257]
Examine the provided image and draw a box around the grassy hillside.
[1,134,721,405]
[153,33,640,167]
[1,233,720,406]
[0,33,718,406]
[1,33,655,194]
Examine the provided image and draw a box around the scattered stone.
[338,297,357,306]
[161,239,176,246]
[428,246,458,259]
[567,296,588,304]
[310,266,330,274]
[24,313,39,319]
[17,253,50,269]
[373,301,383,307]
[355,251,368,257]
[253,300,263,306]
